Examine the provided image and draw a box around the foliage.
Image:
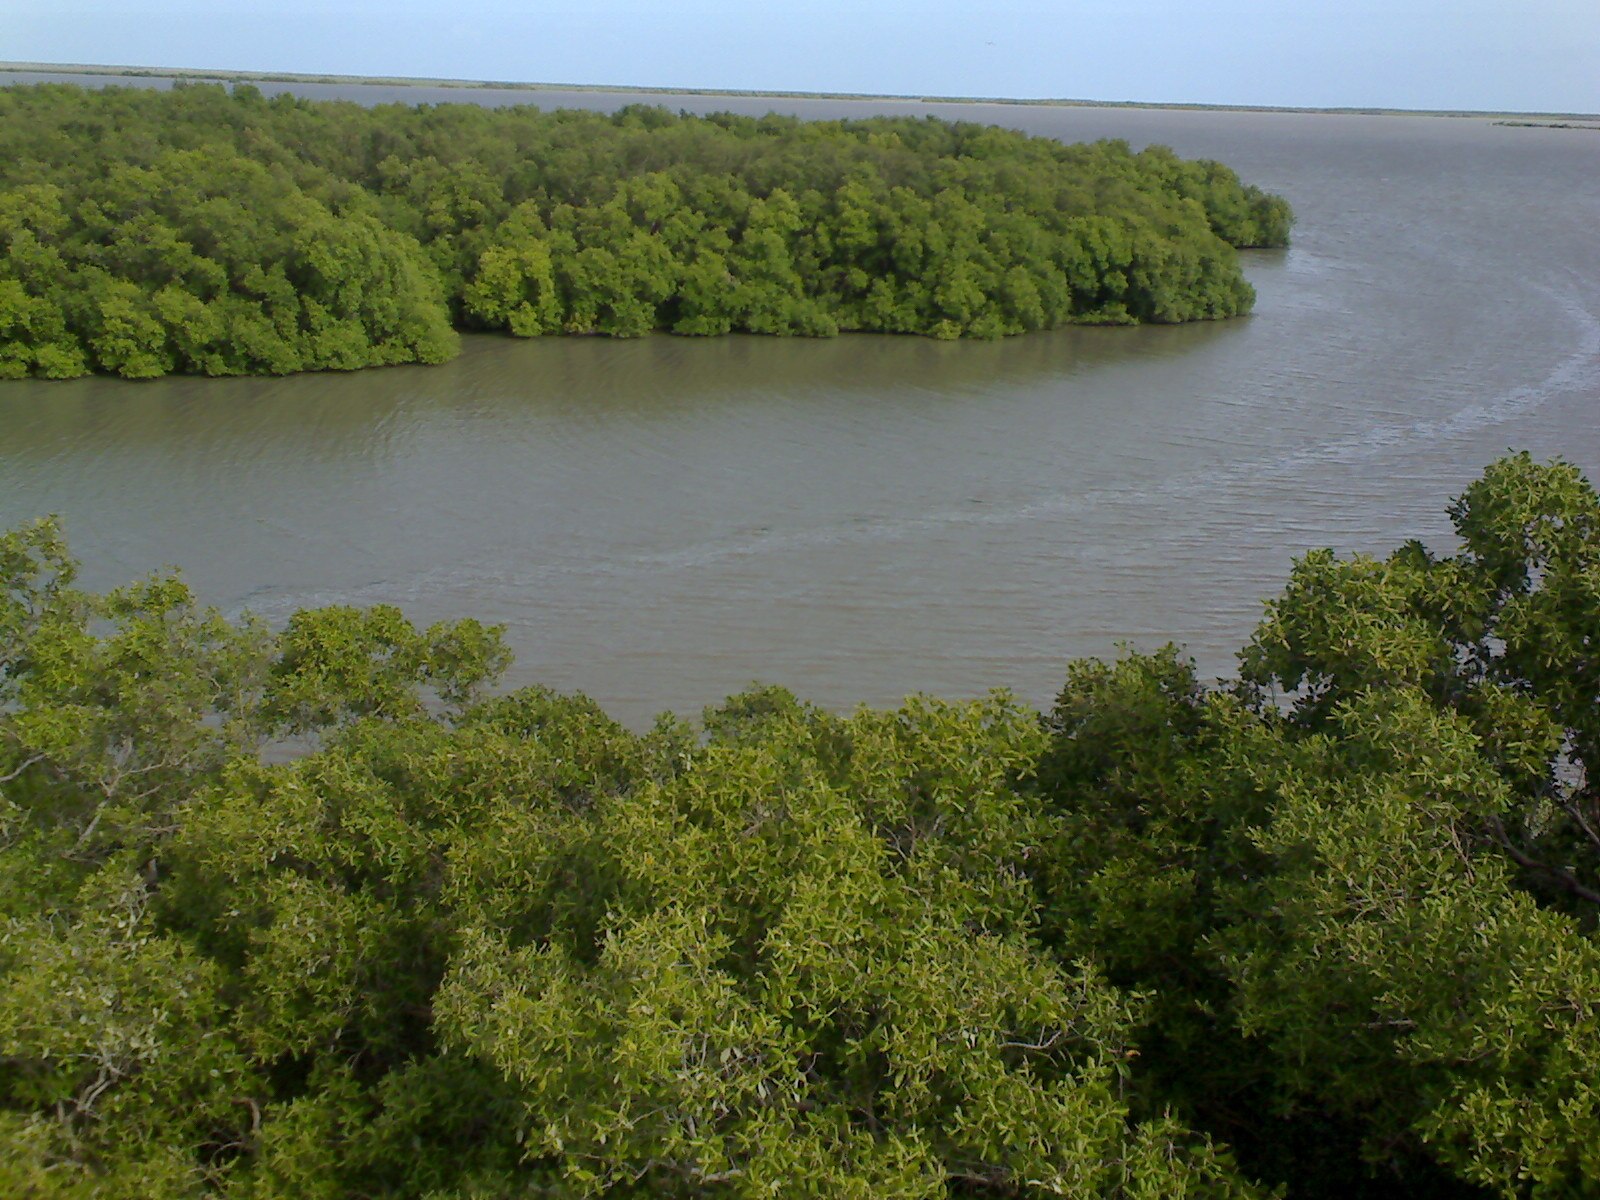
[0,516,1256,1195]
[0,82,1292,378]
[7,453,1598,1197]
[1031,453,1600,1197]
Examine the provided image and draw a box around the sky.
[5,1,1599,115]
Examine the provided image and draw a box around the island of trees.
[2,452,1598,1197]
[0,82,1292,380]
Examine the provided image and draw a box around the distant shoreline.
[3,61,1597,123]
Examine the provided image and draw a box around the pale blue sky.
[5,1,1598,114]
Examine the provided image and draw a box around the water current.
[3,74,1598,724]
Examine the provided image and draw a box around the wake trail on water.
[593,278,1600,568]
[232,278,1600,620]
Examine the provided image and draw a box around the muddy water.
[3,78,1598,724]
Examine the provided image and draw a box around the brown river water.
[3,75,1599,725]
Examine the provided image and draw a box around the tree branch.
[0,753,45,786]
[1488,814,1600,905]
[1559,796,1600,858]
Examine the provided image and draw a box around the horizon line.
[3,61,1598,123]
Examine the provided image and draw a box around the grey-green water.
[3,77,1599,725]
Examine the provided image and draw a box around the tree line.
[2,452,1596,1197]
[0,82,1292,379]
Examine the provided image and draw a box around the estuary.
[2,77,1598,724]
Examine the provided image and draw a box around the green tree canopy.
[0,82,1292,379]
[14,454,1596,1197]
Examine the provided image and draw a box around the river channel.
[3,75,1598,725]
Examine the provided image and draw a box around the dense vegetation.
[2,452,1597,1197]
[0,82,1291,379]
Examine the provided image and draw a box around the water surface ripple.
[2,81,1598,724]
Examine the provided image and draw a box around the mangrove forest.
[1,453,1598,1197]
[0,82,1291,380]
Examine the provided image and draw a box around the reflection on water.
[0,320,1242,453]
[3,82,1599,726]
